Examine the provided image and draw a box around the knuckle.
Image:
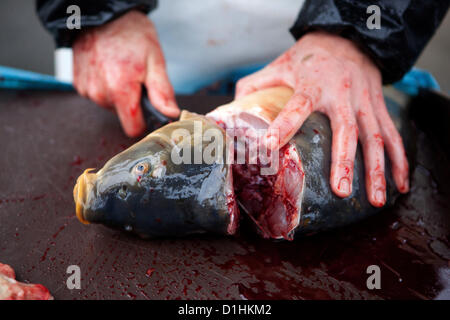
[351,123,359,138]
[341,76,352,89]
[337,159,354,169]
[88,90,106,106]
[74,84,87,97]
[291,93,312,111]
[331,159,354,178]
[365,133,384,149]
[108,78,127,92]
[148,76,170,93]
[369,170,386,190]
[339,67,352,80]
[359,87,372,106]
[298,86,321,105]
[369,67,382,83]
[236,78,250,91]
[339,120,358,139]
[387,129,403,146]
[371,169,386,181]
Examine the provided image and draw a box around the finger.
[72,33,93,97]
[356,89,386,207]
[87,76,112,109]
[370,82,409,193]
[329,105,359,198]
[112,81,146,137]
[263,91,315,150]
[145,51,180,118]
[235,68,288,99]
[84,42,111,109]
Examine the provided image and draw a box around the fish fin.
[207,86,294,124]
[180,110,202,121]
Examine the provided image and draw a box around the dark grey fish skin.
[74,115,237,238]
[292,95,410,237]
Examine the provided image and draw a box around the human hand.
[73,10,179,137]
[235,32,409,207]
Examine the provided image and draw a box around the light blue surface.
[173,65,441,96]
[0,66,73,90]
[0,65,439,97]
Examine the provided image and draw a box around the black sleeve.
[36,0,157,47]
[290,0,449,84]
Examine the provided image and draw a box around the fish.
[73,86,412,240]
[73,112,238,238]
[0,263,52,300]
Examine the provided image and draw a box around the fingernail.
[167,100,178,110]
[338,177,350,195]
[375,189,386,206]
[265,135,278,150]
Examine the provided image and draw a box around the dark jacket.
[36,0,449,84]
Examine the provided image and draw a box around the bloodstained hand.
[235,32,409,207]
[73,10,179,137]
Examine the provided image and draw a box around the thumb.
[263,92,314,150]
[145,52,180,118]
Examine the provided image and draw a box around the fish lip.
[73,168,96,225]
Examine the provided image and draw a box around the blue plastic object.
[1,64,440,97]
[0,66,73,90]
[393,68,440,96]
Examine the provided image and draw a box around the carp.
[73,87,411,240]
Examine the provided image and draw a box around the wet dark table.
[0,90,449,300]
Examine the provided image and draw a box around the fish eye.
[134,162,149,176]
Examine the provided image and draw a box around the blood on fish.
[216,120,227,130]
[226,191,239,235]
[233,144,303,240]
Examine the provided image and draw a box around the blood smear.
[146,268,155,277]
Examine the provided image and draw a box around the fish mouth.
[73,168,97,224]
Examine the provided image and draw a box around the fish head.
[73,132,173,233]
[73,114,237,237]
